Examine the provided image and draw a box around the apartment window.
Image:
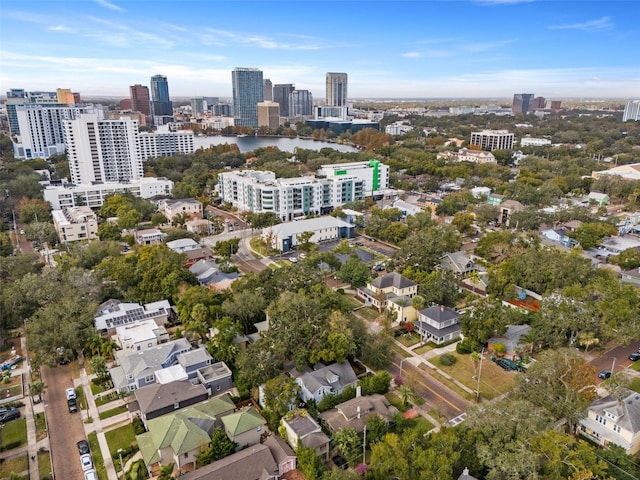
[216,385,221,391]
[174,402,180,410]
[595,415,607,425]
[613,424,621,433]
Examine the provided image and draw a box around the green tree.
[157,463,176,480]
[296,231,316,253]
[365,414,388,445]
[451,212,476,236]
[29,379,46,402]
[336,256,370,287]
[396,385,417,408]
[90,356,109,381]
[567,221,618,249]
[213,238,240,258]
[221,289,267,334]
[0,232,12,257]
[207,317,241,368]
[235,340,281,393]
[296,445,324,480]
[263,376,301,417]
[98,221,122,241]
[333,428,361,466]
[197,428,237,466]
[150,212,168,226]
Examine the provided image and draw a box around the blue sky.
[1,0,638,99]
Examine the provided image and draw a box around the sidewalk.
[77,369,119,480]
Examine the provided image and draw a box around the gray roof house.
[134,380,209,426]
[357,272,419,324]
[196,361,233,396]
[109,338,192,393]
[579,391,640,454]
[415,305,461,345]
[294,362,358,404]
[281,412,330,460]
[319,393,398,434]
[441,251,477,275]
[176,348,214,381]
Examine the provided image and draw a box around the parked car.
[68,397,78,413]
[332,455,348,470]
[598,369,612,380]
[84,470,98,480]
[288,257,298,263]
[65,388,76,401]
[299,253,306,259]
[0,407,20,423]
[77,440,90,455]
[355,241,364,246]
[630,353,640,361]
[80,454,93,471]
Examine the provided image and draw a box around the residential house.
[185,218,211,235]
[183,246,214,268]
[176,348,215,382]
[588,192,610,206]
[221,406,267,448]
[52,206,98,244]
[340,208,365,226]
[179,435,296,480]
[136,394,236,476]
[578,391,640,454]
[189,259,239,290]
[95,299,174,332]
[134,228,166,245]
[357,272,418,323]
[441,251,477,275]
[437,148,497,165]
[319,393,398,434]
[114,319,169,352]
[621,268,640,287]
[196,361,233,396]
[415,305,461,345]
[109,338,192,393]
[541,228,578,248]
[166,238,200,253]
[487,325,532,361]
[386,199,423,218]
[134,380,209,426]
[294,362,358,404]
[161,198,203,222]
[499,199,525,226]
[458,467,479,480]
[281,412,330,459]
[471,186,491,199]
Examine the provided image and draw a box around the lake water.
[193,135,359,154]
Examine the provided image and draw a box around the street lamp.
[118,448,124,479]
[399,357,407,377]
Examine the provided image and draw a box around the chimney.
[440,305,445,312]
[356,385,361,398]
[357,405,361,419]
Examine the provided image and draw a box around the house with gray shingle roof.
[579,391,640,454]
[415,305,461,345]
[281,412,330,460]
[294,362,358,404]
[134,380,209,426]
[319,393,398,434]
[441,251,477,275]
[357,272,418,324]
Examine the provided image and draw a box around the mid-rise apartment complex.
[623,100,640,122]
[64,113,143,184]
[52,206,98,244]
[470,129,515,151]
[218,160,389,221]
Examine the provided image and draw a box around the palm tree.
[157,463,176,480]
[100,339,119,360]
[397,385,417,409]
[29,380,46,403]
[518,328,540,355]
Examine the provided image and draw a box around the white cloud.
[93,0,126,12]
[548,16,614,32]
[402,52,422,58]
[205,28,335,51]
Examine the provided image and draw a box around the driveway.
[41,364,87,480]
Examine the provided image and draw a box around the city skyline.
[0,0,638,99]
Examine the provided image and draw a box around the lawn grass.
[38,451,52,480]
[34,411,48,441]
[91,381,111,395]
[413,344,433,355]
[75,385,86,411]
[0,417,28,451]
[88,432,108,480]
[95,391,122,407]
[0,453,28,478]
[99,405,128,420]
[630,361,640,372]
[390,343,412,358]
[630,378,640,393]
[105,423,137,457]
[397,333,420,348]
[435,352,516,400]
[354,306,382,322]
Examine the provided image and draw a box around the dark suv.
[77,439,90,455]
[68,397,78,413]
[0,407,20,423]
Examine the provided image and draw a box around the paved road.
[591,342,640,383]
[41,364,87,480]
[389,353,469,421]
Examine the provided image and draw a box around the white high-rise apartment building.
[13,104,103,159]
[218,160,389,221]
[64,113,142,185]
[139,130,194,159]
[623,100,640,122]
[470,129,514,151]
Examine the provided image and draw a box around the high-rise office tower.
[130,84,151,116]
[512,93,535,115]
[623,100,640,122]
[290,90,313,117]
[191,97,205,116]
[150,75,174,125]
[263,79,273,101]
[273,84,295,117]
[64,113,142,184]
[257,102,281,129]
[231,67,264,128]
[326,72,348,107]
[531,96,546,110]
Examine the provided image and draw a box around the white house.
[114,319,169,352]
[294,363,358,404]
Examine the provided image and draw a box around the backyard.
[0,418,28,451]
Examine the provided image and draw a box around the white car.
[288,257,298,263]
[84,469,98,480]
[65,388,76,401]
[299,253,306,259]
[80,454,93,471]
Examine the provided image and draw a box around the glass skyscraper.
[150,74,174,125]
[232,68,264,128]
[273,83,294,117]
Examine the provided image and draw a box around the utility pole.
[362,425,367,465]
[476,348,485,403]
